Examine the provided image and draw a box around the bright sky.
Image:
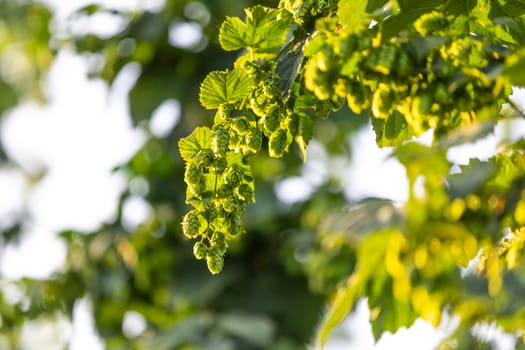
[1,1,525,349]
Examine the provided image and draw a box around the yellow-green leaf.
[199,70,252,109]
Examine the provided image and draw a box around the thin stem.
[507,97,525,119]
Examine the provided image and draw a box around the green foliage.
[179,0,525,347]
[3,0,525,349]
[219,6,292,53]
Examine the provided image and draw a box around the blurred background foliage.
[0,0,366,348]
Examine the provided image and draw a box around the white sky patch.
[0,167,26,230]
[447,117,525,165]
[20,314,72,350]
[70,299,105,350]
[1,50,144,233]
[122,310,147,338]
[472,322,516,350]
[169,21,203,50]
[69,12,129,39]
[149,99,181,138]
[121,195,153,232]
[302,140,329,187]
[274,177,315,204]
[0,224,67,280]
[42,0,166,19]
[345,124,409,202]
[29,170,126,232]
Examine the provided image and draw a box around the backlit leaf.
[337,0,367,31]
[178,127,213,162]
[199,70,252,109]
[219,6,292,53]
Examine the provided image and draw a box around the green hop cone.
[263,108,280,134]
[232,117,249,134]
[237,183,254,203]
[193,241,208,260]
[182,210,202,239]
[212,127,229,157]
[224,164,244,187]
[211,232,227,254]
[184,162,202,186]
[196,149,214,167]
[269,128,288,158]
[224,214,245,239]
[223,197,241,213]
[245,128,262,154]
[206,246,224,275]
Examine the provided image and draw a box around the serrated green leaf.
[371,111,412,147]
[199,70,252,109]
[178,127,213,162]
[337,0,367,31]
[219,5,292,53]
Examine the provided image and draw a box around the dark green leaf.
[276,42,304,95]
[447,159,498,198]
[366,0,389,13]
[372,111,412,147]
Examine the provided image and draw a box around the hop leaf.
[179,127,213,162]
[245,128,262,153]
[219,5,292,53]
[223,197,241,213]
[237,183,254,203]
[262,107,280,134]
[199,70,252,109]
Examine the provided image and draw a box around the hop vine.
[180,3,518,274]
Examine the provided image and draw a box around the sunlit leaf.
[199,70,252,109]
[178,127,213,162]
[219,6,292,53]
[338,0,367,31]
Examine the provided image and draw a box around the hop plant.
[182,210,202,239]
[269,128,289,158]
